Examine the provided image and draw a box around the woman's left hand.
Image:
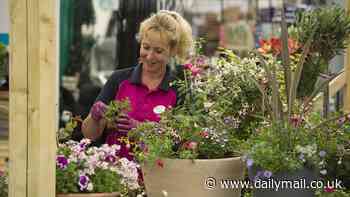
[115,114,140,132]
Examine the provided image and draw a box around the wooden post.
[345,1,350,112]
[9,0,58,196]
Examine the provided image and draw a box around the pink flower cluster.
[183,63,201,77]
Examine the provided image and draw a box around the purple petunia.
[319,150,326,158]
[105,154,117,163]
[253,171,263,182]
[78,174,90,191]
[263,171,273,178]
[246,158,254,168]
[56,155,69,169]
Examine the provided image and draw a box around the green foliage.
[57,116,81,141]
[90,169,123,193]
[293,6,350,97]
[245,123,310,173]
[0,43,7,80]
[0,171,8,197]
[56,162,80,193]
[104,99,130,122]
[316,189,350,197]
[295,6,350,62]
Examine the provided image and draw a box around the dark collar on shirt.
[129,64,172,91]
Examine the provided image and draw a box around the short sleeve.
[95,68,132,105]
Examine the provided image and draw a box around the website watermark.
[204,177,343,191]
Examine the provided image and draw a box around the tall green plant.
[294,6,350,104]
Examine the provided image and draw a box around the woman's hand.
[90,101,107,121]
[115,114,140,132]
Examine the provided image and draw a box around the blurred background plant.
[291,6,350,105]
[0,43,7,82]
[0,169,7,197]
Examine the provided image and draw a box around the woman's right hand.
[90,101,107,121]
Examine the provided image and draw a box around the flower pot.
[142,157,245,197]
[56,192,120,197]
[248,167,317,197]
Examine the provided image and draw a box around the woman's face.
[139,30,172,73]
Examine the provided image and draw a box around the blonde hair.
[139,10,193,64]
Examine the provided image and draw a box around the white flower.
[320,169,327,175]
[162,190,168,197]
[87,182,94,191]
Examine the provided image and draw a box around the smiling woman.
[81,10,193,149]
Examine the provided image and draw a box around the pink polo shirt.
[115,80,177,122]
[96,64,182,160]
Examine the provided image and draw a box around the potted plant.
[56,114,141,197]
[242,5,350,197]
[127,40,263,197]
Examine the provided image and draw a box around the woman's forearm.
[81,114,106,140]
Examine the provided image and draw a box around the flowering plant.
[128,40,262,166]
[241,6,350,194]
[56,138,140,195]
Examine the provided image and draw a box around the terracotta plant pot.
[56,192,120,197]
[142,157,245,197]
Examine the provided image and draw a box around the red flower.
[258,37,300,55]
[190,66,201,77]
[183,141,198,150]
[258,39,272,54]
[270,37,282,55]
[200,131,209,138]
[156,159,164,168]
[324,186,335,193]
[290,114,304,127]
[288,38,300,54]
[184,63,193,70]
[183,63,201,77]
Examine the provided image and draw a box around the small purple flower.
[337,117,346,125]
[105,154,117,163]
[319,150,326,158]
[299,154,305,162]
[196,56,205,65]
[253,171,263,182]
[78,174,90,191]
[246,159,254,168]
[56,155,69,169]
[139,141,146,150]
[263,171,272,178]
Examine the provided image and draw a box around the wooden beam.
[345,0,350,113]
[329,70,346,98]
[9,0,58,196]
[9,0,29,196]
